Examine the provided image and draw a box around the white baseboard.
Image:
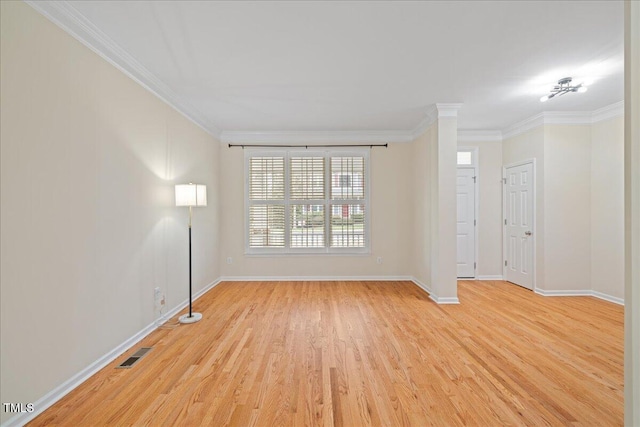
[2,278,221,427]
[429,295,461,304]
[589,290,624,305]
[476,275,504,281]
[535,289,591,297]
[410,278,460,304]
[192,278,222,305]
[410,277,432,294]
[535,288,624,305]
[218,275,414,282]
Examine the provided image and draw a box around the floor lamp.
[175,183,207,324]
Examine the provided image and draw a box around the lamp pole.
[176,183,205,324]
[188,205,193,318]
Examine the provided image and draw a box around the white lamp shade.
[175,184,207,207]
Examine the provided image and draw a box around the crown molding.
[501,111,592,139]
[457,130,503,142]
[542,110,593,125]
[435,103,464,117]
[591,100,624,123]
[221,130,414,144]
[25,0,222,138]
[410,106,438,139]
[501,112,545,140]
[411,103,464,139]
[222,103,466,145]
[502,101,625,140]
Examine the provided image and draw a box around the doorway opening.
[457,147,478,279]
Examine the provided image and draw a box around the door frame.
[502,159,537,291]
[457,146,479,279]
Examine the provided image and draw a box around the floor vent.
[116,347,152,369]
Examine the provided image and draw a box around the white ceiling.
[32,1,624,139]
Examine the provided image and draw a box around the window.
[457,151,472,165]
[246,149,369,254]
[248,156,285,248]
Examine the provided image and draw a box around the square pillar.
[429,103,462,303]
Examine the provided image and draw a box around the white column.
[625,1,640,424]
[429,104,462,304]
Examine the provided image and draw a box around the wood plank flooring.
[29,280,623,426]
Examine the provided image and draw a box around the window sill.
[244,250,371,257]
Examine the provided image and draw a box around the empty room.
[1,1,639,426]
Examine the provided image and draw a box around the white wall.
[0,2,220,422]
[411,125,435,288]
[543,125,592,291]
[502,120,624,297]
[218,142,414,278]
[458,140,503,277]
[591,116,625,300]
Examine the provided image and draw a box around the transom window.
[457,151,472,165]
[245,149,370,254]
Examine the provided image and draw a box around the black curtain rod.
[228,143,388,149]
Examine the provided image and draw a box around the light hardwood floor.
[29,280,623,426]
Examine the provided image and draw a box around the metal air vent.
[116,347,152,369]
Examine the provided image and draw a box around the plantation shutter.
[245,150,369,253]
[248,157,285,248]
[330,156,366,248]
[290,156,325,248]
[249,157,284,200]
[290,156,324,200]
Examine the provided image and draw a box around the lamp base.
[179,312,202,324]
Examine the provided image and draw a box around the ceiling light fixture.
[540,77,587,102]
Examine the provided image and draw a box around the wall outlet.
[376,256,383,264]
[226,257,233,264]
[154,287,165,309]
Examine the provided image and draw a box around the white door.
[457,168,476,278]
[504,162,534,289]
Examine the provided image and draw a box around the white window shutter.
[245,150,368,253]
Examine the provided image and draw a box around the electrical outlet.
[226,257,233,264]
[154,287,165,309]
[376,256,383,264]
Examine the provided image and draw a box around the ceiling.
[31,1,624,140]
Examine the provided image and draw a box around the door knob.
[525,231,532,236]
